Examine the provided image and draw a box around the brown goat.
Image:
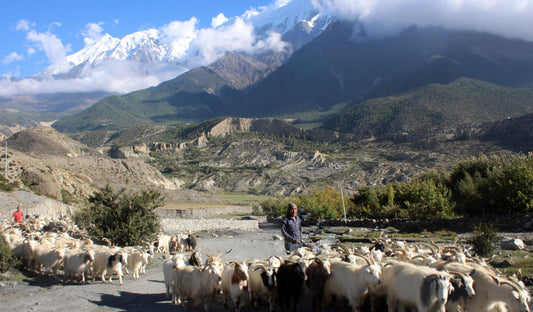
[306,258,332,312]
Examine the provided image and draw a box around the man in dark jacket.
[281,202,303,252]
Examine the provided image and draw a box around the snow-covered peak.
[44,0,335,89]
[66,34,120,67]
[241,0,332,34]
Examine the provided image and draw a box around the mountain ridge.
[51,23,533,135]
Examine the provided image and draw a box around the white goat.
[221,261,250,312]
[32,243,65,277]
[380,260,453,312]
[323,257,382,311]
[248,262,277,311]
[162,254,185,301]
[445,262,530,312]
[172,262,223,311]
[63,249,95,283]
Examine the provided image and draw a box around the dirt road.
[1,224,324,312]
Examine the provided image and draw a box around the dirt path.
[1,224,325,312]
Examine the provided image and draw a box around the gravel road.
[0,223,325,312]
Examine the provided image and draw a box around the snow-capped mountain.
[60,0,334,80]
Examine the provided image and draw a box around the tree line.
[261,154,533,220]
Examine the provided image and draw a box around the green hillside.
[52,67,234,133]
[323,78,533,136]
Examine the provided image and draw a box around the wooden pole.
[340,186,346,223]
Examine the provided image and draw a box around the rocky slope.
[2,126,182,202]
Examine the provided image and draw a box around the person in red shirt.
[12,205,24,224]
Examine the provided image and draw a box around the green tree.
[397,179,455,220]
[0,237,19,273]
[74,185,163,246]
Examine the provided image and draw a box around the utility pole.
[340,186,346,223]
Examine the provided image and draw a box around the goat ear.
[449,284,455,294]
[512,290,520,300]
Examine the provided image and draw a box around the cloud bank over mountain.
[321,0,533,40]
[1,0,532,98]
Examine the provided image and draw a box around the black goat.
[275,260,306,312]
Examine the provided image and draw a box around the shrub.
[74,185,163,247]
[0,237,19,273]
[470,223,498,257]
[299,186,347,220]
[449,154,533,216]
[396,179,455,220]
[260,196,294,218]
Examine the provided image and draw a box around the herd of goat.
[1,216,532,312]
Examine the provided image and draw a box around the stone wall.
[160,218,259,233]
[157,206,253,218]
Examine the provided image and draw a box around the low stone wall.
[157,206,253,218]
[161,218,259,233]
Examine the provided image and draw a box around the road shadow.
[89,289,360,312]
[90,291,177,312]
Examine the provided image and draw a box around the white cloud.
[82,22,105,47]
[14,19,34,32]
[211,13,229,28]
[191,17,287,65]
[2,52,23,64]
[26,46,36,56]
[320,0,533,41]
[0,60,186,97]
[26,29,71,75]
[161,18,197,41]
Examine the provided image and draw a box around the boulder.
[500,238,525,250]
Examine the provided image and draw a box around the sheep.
[63,249,95,283]
[172,261,223,311]
[221,261,250,312]
[91,247,125,284]
[187,250,202,267]
[162,254,186,302]
[305,257,331,312]
[139,250,151,275]
[380,260,452,312]
[32,243,66,278]
[248,262,277,311]
[445,271,476,312]
[106,252,126,284]
[323,254,382,311]
[445,262,531,312]
[275,260,307,312]
[124,249,147,279]
[10,238,36,268]
[169,234,182,252]
[156,234,171,254]
[185,232,198,251]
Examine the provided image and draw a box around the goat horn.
[353,252,373,265]
[499,279,523,292]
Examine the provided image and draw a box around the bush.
[74,185,163,247]
[396,179,455,220]
[0,237,19,273]
[260,196,294,218]
[470,223,498,257]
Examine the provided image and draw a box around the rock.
[500,238,525,250]
[272,234,283,240]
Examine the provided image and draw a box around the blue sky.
[0,0,271,78]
